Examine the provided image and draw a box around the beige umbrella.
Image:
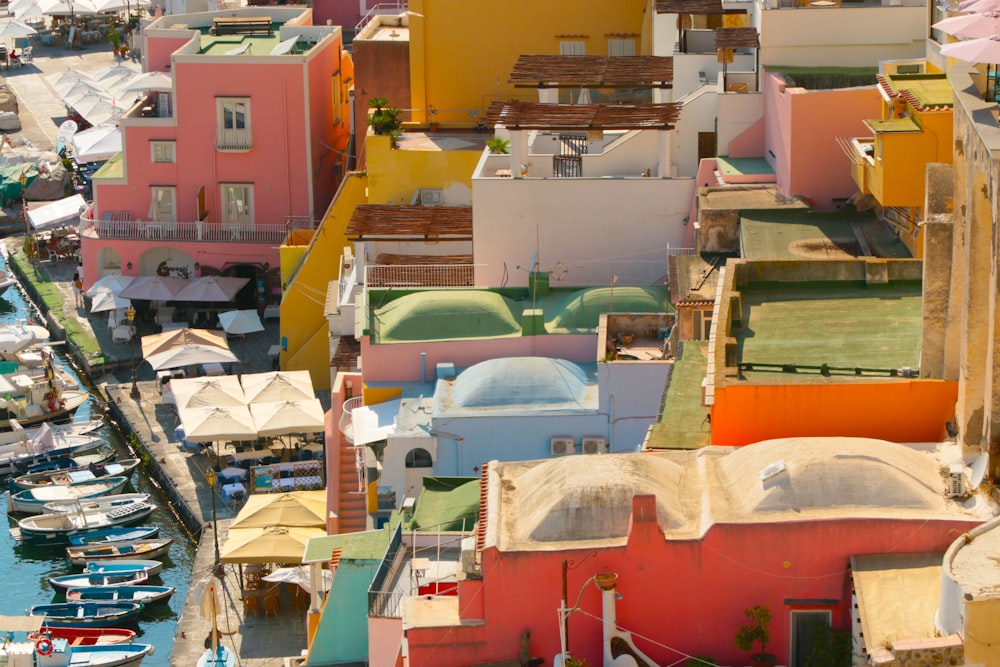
[230,490,327,529]
[141,328,229,358]
[241,371,315,404]
[175,276,249,302]
[178,405,255,442]
[250,399,325,438]
[170,376,246,409]
[120,275,186,301]
[219,525,325,564]
[145,344,238,371]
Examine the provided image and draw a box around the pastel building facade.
[80,7,352,305]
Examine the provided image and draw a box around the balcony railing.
[81,213,314,245]
[217,127,253,151]
[368,523,404,618]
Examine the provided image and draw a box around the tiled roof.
[715,27,759,49]
[656,0,724,14]
[346,205,472,241]
[509,55,673,87]
[482,101,682,131]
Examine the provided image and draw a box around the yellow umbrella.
[229,490,327,529]
[140,327,230,358]
[219,525,325,564]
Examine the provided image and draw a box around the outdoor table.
[219,466,248,483]
[231,450,263,464]
[222,482,246,502]
[202,362,224,376]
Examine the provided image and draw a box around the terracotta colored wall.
[711,380,958,446]
[353,38,410,166]
[405,512,977,667]
[359,335,599,384]
[728,116,766,159]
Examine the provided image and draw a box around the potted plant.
[734,605,776,667]
[486,137,509,154]
[368,97,402,146]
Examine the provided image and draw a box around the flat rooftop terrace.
[736,281,922,381]
[645,341,711,450]
[741,208,912,260]
[198,26,287,55]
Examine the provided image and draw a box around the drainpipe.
[420,352,427,383]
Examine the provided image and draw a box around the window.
[148,186,175,222]
[216,97,252,151]
[150,141,175,163]
[221,183,254,225]
[405,448,433,468]
[560,41,585,55]
[331,72,343,125]
[608,39,636,56]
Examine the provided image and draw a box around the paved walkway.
[0,20,312,666]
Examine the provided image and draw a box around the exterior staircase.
[337,435,367,533]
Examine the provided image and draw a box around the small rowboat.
[28,601,144,628]
[66,538,173,567]
[29,626,137,646]
[85,559,163,578]
[67,526,159,547]
[48,569,149,593]
[16,497,155,547]
[42,493,150,515]
[67,584,175,607]
[9,476,129,515]
[11,458,141,491]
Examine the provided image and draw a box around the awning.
[26,194,87,231]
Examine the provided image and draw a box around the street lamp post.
[205,467,221,569]
[126,304,140,399]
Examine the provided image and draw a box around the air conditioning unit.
[420,188,444,206]
[550,436,575,456]
[581,437,608,455]
[946,463,968,498]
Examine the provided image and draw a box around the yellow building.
[279,132,485,388]
[843,63,953,258]
[406,0,649,125]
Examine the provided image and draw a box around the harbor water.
[0,254,193,667]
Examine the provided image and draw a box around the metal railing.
[339,396,363,443]
[216,127,253,151]
[80,213,313,245]
[365,263,478,289]
[368,522,404,618]
[355,1,407,31]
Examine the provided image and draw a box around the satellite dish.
[970,452,989,489]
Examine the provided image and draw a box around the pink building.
[80,7,353,299]
[394,438,993,667]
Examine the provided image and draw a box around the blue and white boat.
[67,526,159,547]
[41,493,150,515]
[9,476,129,515]
[48,570,149,593]
[197,644,235,667]
[28,602,144,628]
[66,538,173,567]
[0,614,153,667]
[66,585,175,607]
[85,559,163,577]
[16,498,156,547]
[11,458,140,491]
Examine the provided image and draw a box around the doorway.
[790,610,831,667]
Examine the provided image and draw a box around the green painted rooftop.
[740,208,912,260]
[196,23,301,56]
[736,282,922,381]
[645,342,711,450]
[302,522,396,563]
[885,73,953,109]
[716,156,774,177]
[866,117,920,133]
[92,152,123,179]
[370,287,672,343]
[406,477,480,532]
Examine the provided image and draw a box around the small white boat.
[0,272,17,298]
[66,538,173,567]
[11,457,140,491]
[9,475,128,514]
[15,496,156,547]
[85,559,164,577]
[0,422,107,478]
[42,493,150,515]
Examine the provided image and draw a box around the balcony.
[80,209,313,245]
[339,395,363,444]
[124,93,174,121]
[217,127,253,152]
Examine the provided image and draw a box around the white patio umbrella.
[85,273,132,297]
[37,0,99,16]
[178,404,256,442]
[79,99,125,127]
[170,375,246,409]
[175,276,250,302]
[262,566,332,594]
[89,287,130,313]
[145,344,239,371]
[250,399,325,438]
[14,3,45,21]
[119,275,186,301]
[120,71,172,93]
[241,371,315,404]
[47,69,98,95]
[932,12,1000,38]
[941,34,1000,62]
[0,20,37,50]
[71,124,121,163]
[218,310,264,335]
[60,81,107,107]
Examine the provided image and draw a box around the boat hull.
[85,559,164,577]
[197,645,235,667]
[67,526,159,547]
[12,458,140,491]
[49,570,149,592]
[9,476,129,515]
[29,602,144,627]
[16,503,156,547]
[0,389,90,433]
[67,584,175,607]
[67,538,173,567]
[29,627,137,646]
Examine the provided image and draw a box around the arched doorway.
[96,247,121,279]
[222,263,263,310]
[404,447,433,500]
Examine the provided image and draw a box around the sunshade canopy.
[175,276,249,302]
[219,526,325,564]
[120,71,172,93]
[940,35,1000,64]
[0,20,37,39]
[145,344,238,371]
[89,287,130,313]
[250,399,325,437]
[170,375,246,408]
[178,404,256,442]
[230,490,327,529]
[71,125,121,164]
[218,309,265,335]
[85,273,132,297]
[26,194,87,231]
[241,370,315,403]
[120,275,186,301]
[141,328,229,358]
[262,565,332,594]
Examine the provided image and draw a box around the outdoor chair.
[263,595,279,619]
[21,47,32,64]
[242,595,259,618]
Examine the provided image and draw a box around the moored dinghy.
[48,569,149,593]
[29,626,137,646]
[16,497,156,547]
[9,476,129,515]
[28,601,144,627]
[66,538,173,567]
[0,615,152,667]
[85,559,164,577]
[66,584,175,607]
[41,493,150,515]
[67,525,159,547]
[11,457,140,491]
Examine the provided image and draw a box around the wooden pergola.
[346,205,473,242]
[508,55,674,90]
[481,101,682,131]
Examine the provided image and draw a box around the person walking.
[72,271,83,308]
